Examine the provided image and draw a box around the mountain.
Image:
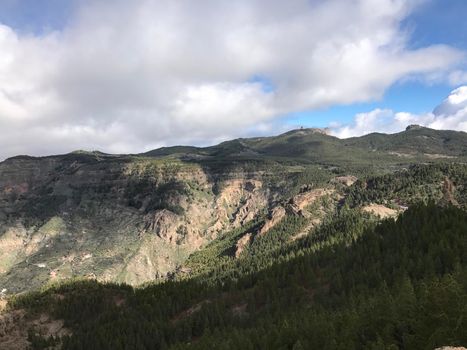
[344,125,467,157]
[3,204,467,350]
[0,127,466,349]
[0,127,466,294]
[145,126,467,164]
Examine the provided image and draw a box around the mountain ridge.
[0,126,466,349]
[0,127,466,295]
[4,126,466,163]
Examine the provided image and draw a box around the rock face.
[287,188,333,215]
[406,124,424,131]
[0,154,274,292]
[442,177,459,206]
[235,233,252,258]
[362,204,399,218]
[285,128,330,136]
[258,206,286,236]
[257,188,333,236]
[144,209,182,244]
[333,175,358,187]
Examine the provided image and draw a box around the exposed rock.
[235,233,252,258]
[287,188,334,215]
[258,206,286,236]
[424,153,456,159]
[144,209,181,244]
[406,124,424,131]
[0,154,277,293]
[388,151,414,158]
[256,188,333,237]
[434,347,467,350]
[215,179,266,229]
[290,218,321,242]
[231,196,262,227]
[0,300,6,313]
[332,175,358,187]
[362,204,398,218]
[285,128,330,136]
[442,177,459,206]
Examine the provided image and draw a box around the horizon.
[2,122,464,161]
[0,0,467,160]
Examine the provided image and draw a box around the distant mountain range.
[143,125,467,163]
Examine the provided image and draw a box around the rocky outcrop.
[256,188,333,237]
[442,177,459,206]
[144,210,181,243]
[258,206,286,236]
[0,155,275,292]
[285,128,330,136]
[216,179,266,228]
[235,233,252,258]
[362,204,398,218]
[290,218,321,242]
[406,124,424,131]
[332,175,358,187]
[287,188,334,215]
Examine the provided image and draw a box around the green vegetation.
[184,221,260,278]
[346,163,467,208]
[10,204,467,349]
[184,215,309,285]
[142,126,467,168]
[345,126,467,156]
[2,127,467,349]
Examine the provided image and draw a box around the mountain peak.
[405,124,426,131]
[283,127,330,136]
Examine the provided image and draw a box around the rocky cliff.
[0,153,277,292]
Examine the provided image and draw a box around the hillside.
[0,127,466,294]
[3,204,467,349]
[0,127,466,349]
[145,125,467,163]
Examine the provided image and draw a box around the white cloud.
[331,86,467,138]
[449,71,467,86]
[0,0,465,159]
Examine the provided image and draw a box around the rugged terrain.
[0,155,276,292]
[0,126,466,349]
[0,126,466,295]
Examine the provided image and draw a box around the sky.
[0,0,466,159]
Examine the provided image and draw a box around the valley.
[0,126,466,349]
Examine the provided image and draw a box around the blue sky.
[403,0,467,49]
[0,0,466,158]
[284,81,455,128]
[0,0,76,34]
[286,0,467,129]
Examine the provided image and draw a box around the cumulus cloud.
[332,86,467,138]
[0,0,465,159]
